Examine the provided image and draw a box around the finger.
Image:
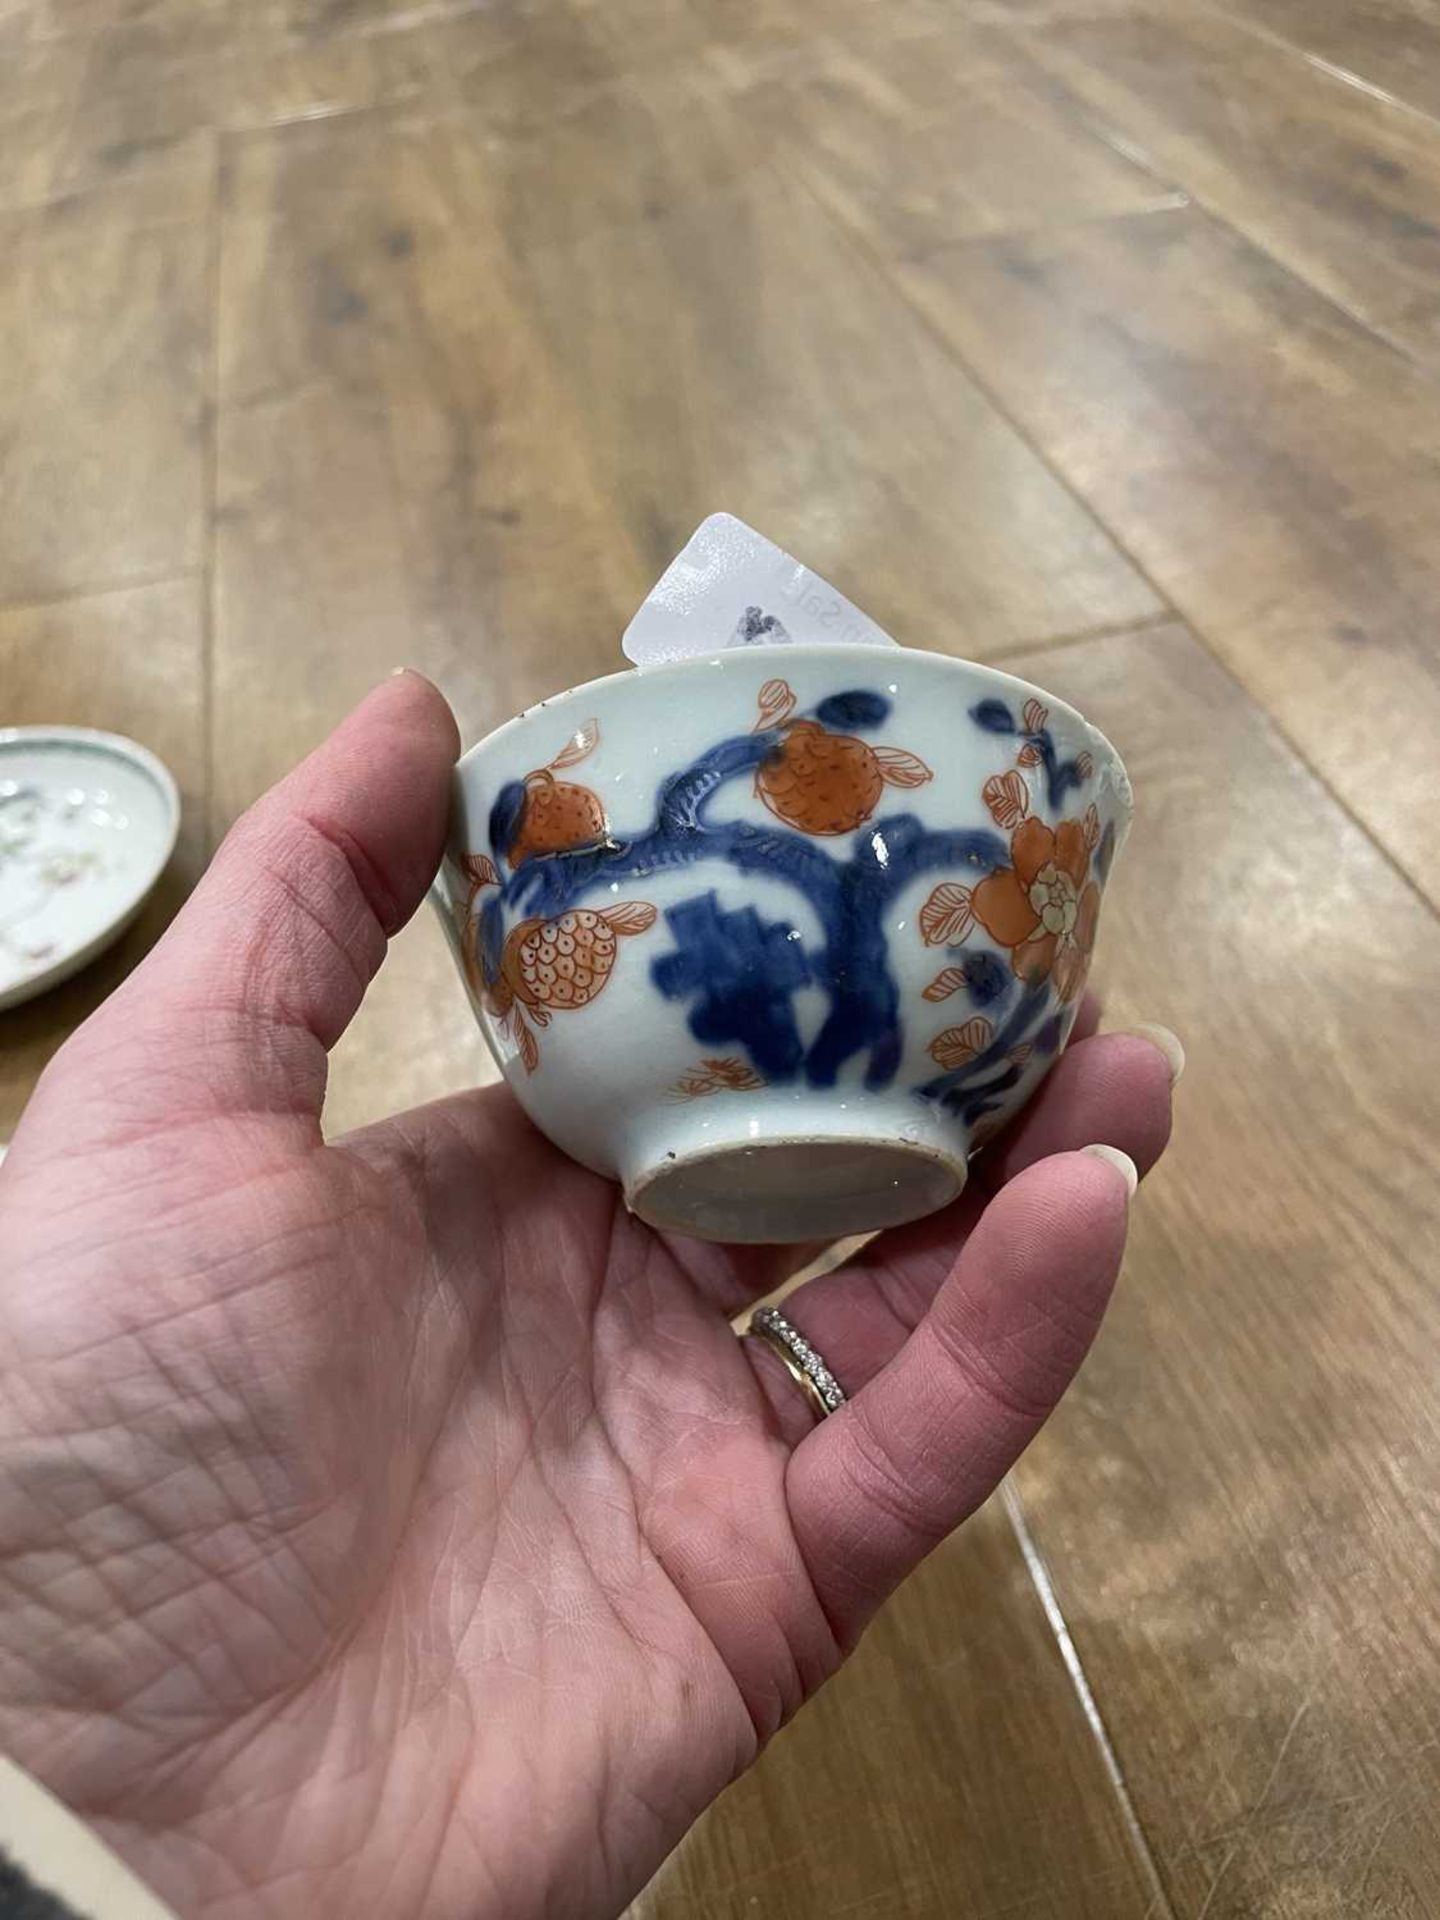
[785,1148,1133,1638]
[981,1024,1179,1192]
[61,673,460,1130]
[712,1022,1175,1330]
[675,993,1111,1309]
[1068,989,1102,1046]
[741,1027,1174,1435]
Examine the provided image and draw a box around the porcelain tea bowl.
[434,644,1132,1244]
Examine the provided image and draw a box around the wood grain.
[630,1497,1161,1920]
[213,104,651,1130]
[212,85,1158,777]
[498,118,1161,652]
[214,106,649,816]
[24,0,418,33]
[469,62,763,250]
[0,29,217,218]
[419,2,637,142]
[0,0,33,51]
[750,28,1182,261]
[0,174,209,603]
[25,0,229,33]
[899,201,1440,908]
[1008,1,1440,361]
[0,30,217,210]
[0,14,458,214]
[5,2,1440,1913]
[586,0,958,68]
[0,580,204,1137]
[999,619,1440,1917]
[0,40,88,210]
[1223,0,1440,125]
[211,88,1154,1128]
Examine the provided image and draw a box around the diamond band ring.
[746,1305,847,1421]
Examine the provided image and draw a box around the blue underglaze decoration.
[653,892,811,1078]
[971,698,1017,734]
[964,697,1091,813]
[955,950,1011,1008]
[474,682,1106,1113]
[916,983,1055,1121]
[504,760,1006,1089]
[814,690,890,730]
[1035,1012,1066,1058]
[478,892,506,984]
[488,781,528,864]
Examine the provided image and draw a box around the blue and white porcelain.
[434,645,1131,1244]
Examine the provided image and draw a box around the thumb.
[40,672,460,1137]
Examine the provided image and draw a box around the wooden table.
[4,1,1439,1913]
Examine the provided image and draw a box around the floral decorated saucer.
[0,728,180,1012]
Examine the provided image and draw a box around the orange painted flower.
[971,815,1100,1003]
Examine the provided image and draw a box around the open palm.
[0,676,1173,1920]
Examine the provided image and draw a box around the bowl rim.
[458,642,1128,790]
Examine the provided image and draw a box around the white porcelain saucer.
[0,728,181,1013]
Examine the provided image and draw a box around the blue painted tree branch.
[915,982,1057,1119]
[488,718,1011,1090]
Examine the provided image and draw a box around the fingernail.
[1119,1022,1185,1086]
[390,665,416,677]
[1082,1143,1138,1198]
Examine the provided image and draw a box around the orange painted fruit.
[486,900,657,1018]
[757,721,885,835]
[506,909,618,1011]
[509,772,607,864]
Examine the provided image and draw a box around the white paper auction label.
[621,513,900,667]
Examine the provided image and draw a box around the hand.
[0,675,1174,1920]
